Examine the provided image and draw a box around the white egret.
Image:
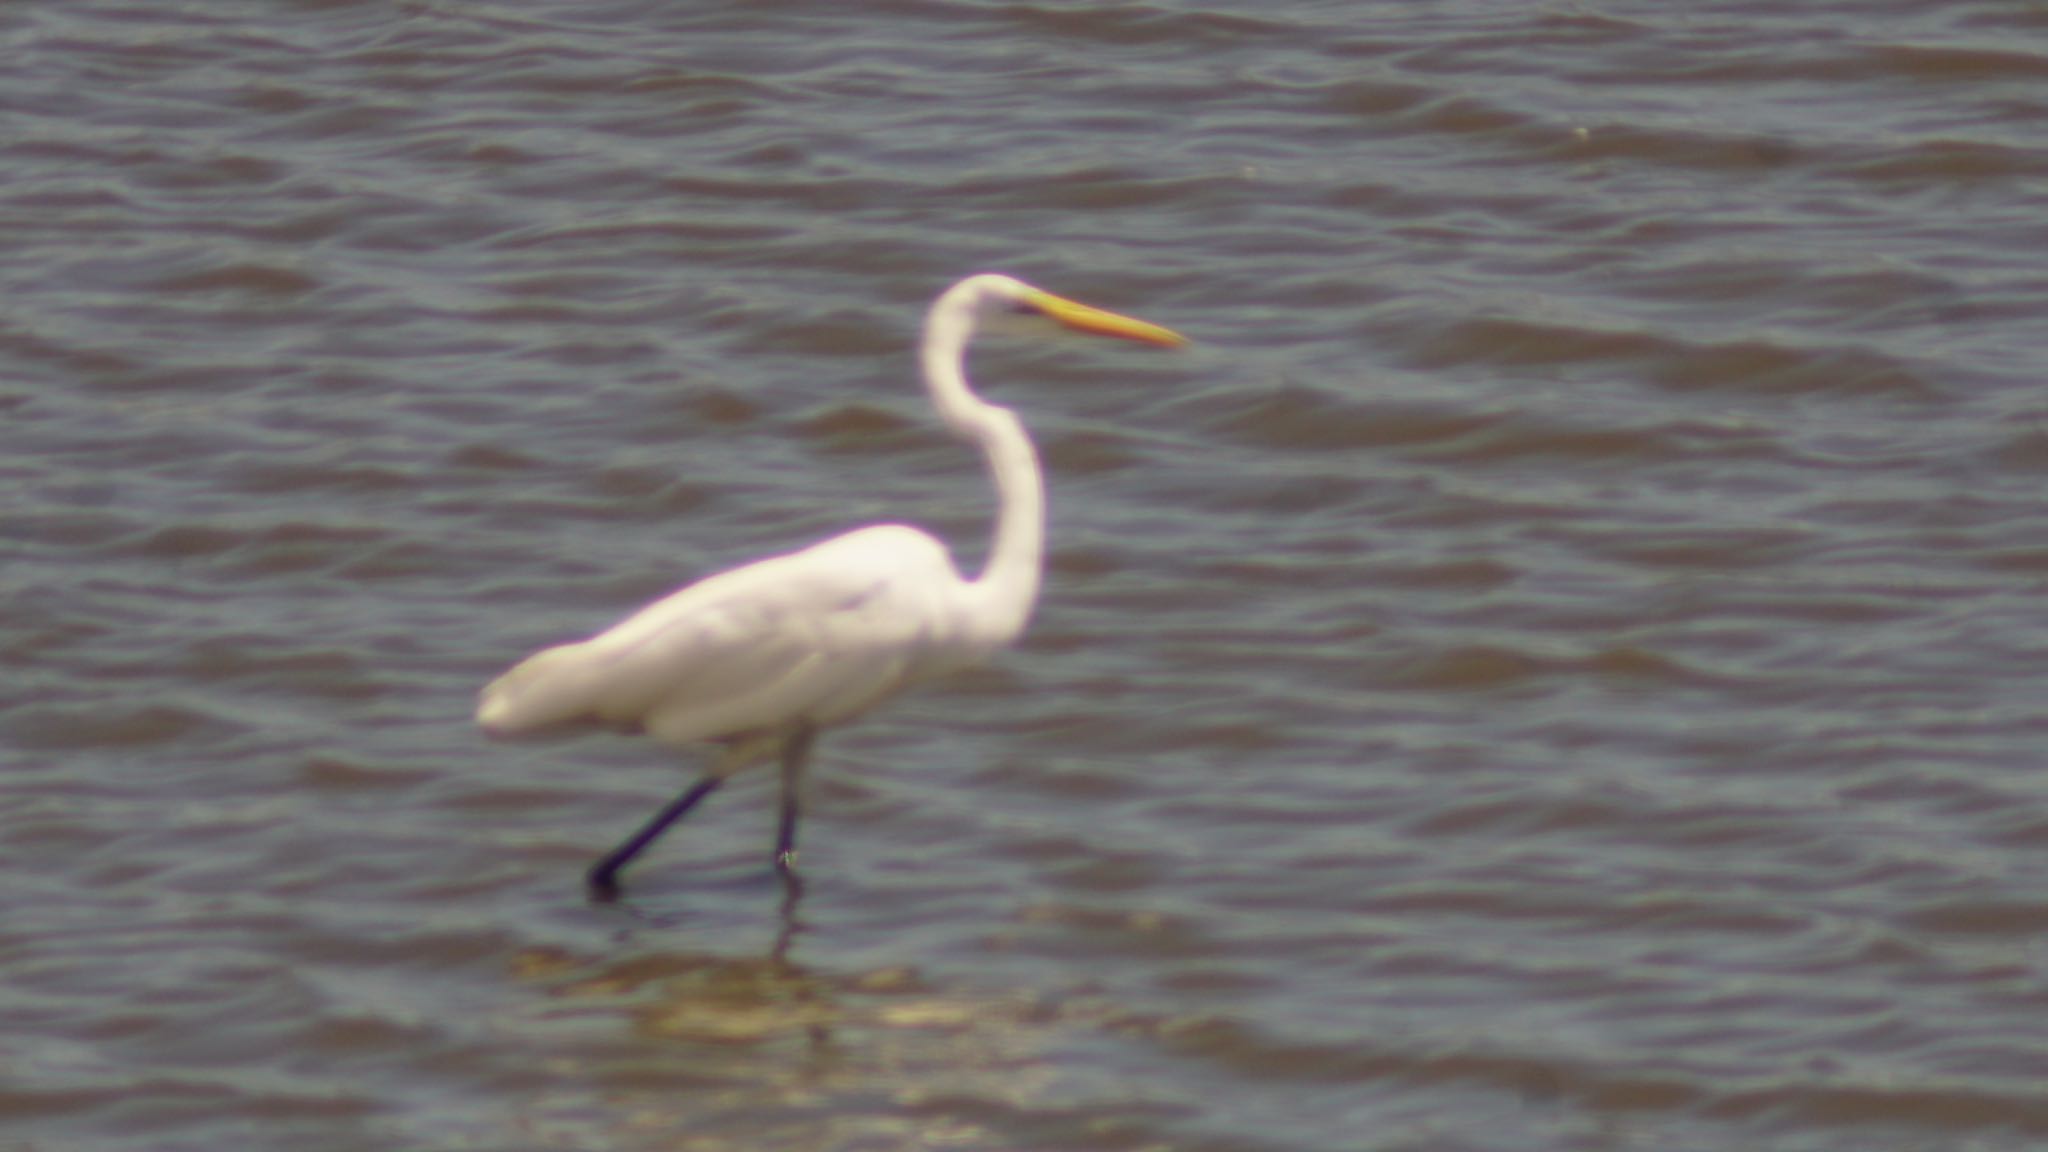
[477,274,1185,894]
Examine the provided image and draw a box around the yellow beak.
[1027,290,1187,348]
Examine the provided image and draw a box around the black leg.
[771,865,805,963]
[773,726,817,875]
[588,775,722,897]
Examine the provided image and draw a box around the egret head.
[944,274,1187,349]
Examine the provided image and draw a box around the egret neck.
[920,282,1045,651]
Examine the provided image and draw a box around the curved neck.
[922,289,1044,645]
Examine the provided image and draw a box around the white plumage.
[476,274,1184,894]
[478,525,984,747]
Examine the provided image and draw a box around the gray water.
[6,2,2048,1149]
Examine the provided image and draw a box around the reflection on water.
[505,893,1098,1151]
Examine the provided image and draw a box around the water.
[6,1,2048,1149]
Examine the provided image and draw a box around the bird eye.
[1007,300,1044,316]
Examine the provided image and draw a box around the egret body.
[477,274,1184,894]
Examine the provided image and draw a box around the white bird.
[477,274,1185,894]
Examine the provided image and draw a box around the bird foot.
[586,866,624,902]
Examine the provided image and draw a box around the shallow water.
[6,2,2048,1149]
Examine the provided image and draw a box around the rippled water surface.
[7,1,2048,1149]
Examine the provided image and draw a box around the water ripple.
[5,1,2048,1150]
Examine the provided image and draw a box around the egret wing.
[477,525,972,745]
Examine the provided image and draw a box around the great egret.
[477,274,1185,894]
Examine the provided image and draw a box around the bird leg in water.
[587,775,723,897]
[774,726,818,875]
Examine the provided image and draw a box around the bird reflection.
[772,868,804,966]
[590,865,807,963]
[527,876,834,1049]
[506,912,1061,1148]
